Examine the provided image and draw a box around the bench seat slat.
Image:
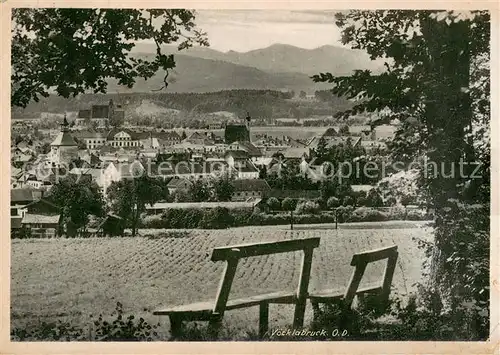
[153,291,296,317]
[226,291,296,310]
[308,282,383,301]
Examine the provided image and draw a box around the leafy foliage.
[48,175,105,236]
[266,197,281,211]
[11,9,208,107]
[313,10,490,338]
[212,175,234,202]
[11,302,161,341]
[106,175,164,236]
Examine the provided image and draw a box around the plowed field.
[11,225,433,339]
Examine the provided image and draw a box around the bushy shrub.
[326,196,340,209]
[406,209,430,221]
[200,207,233,229]
[387,206,406,220]
[348,207,389,222]
[11,302,160,341]
[384,196,397,207]
[342,195,354,206]
[365,189,384,207]
[266,197,281,211]
[335,205,354,223]
[281,197,297,211]
[295,200,320,214]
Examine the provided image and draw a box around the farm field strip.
[11,226,433,334]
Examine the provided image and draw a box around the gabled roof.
[166,177,193,189]
[280,147,309,159]
[322,127,340,137]
[230,141,262,157]
[106,128,139,140]
[99,145,118,154]
[24,198,60,211]
[225,150,250,160]
[22,213,60,224]
[234,160,259,173]
[51,131,78,146]
[11,188,40,203]
[11,217,23,229]
[232,179,270,192]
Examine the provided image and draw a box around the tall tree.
[212,175,234,202]
[312,10,490,338]
[188,179,211,202]
[48,175,105,236]
[11,9,208,107]
[107,175,163,237]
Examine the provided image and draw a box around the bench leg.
[169,315,183,339]
[208,317,222,339]
[259,302,269,338]
[311,300,321,320]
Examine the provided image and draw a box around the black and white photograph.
[4,4,495,347]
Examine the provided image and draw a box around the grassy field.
[11,225,433,339]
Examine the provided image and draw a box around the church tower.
[49,113,78,166]
[245,111,251,143]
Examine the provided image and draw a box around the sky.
[192,10,344,52]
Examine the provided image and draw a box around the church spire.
[61,113,69,132]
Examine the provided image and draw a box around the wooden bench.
[309,245,399,313]
[153,237,321,338]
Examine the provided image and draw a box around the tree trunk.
[420,15,471,288]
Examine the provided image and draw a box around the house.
[157,130,182,146]
[166,177,193,194]
[11,148,33,165]
[75,99,124,128]
[223,150,259,179]
[227,141,262,158]
[11,188,43,218]
[76,131,108,150]
[106,128,141,148]
[231,160,260,180]
[184,132,214,145]
[252,157,278,169]
[21,199,62,238]
[278,147,310,162]
[224,150,250,165]
[167,141,206,154]
[97,214,125,237]
[231,179,271,201]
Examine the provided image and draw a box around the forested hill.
[12,90,355,120]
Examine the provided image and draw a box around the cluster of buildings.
[10,101,391,237]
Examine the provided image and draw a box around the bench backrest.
[344,244,399,308]
[209,237,321,319]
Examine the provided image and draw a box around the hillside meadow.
[11,225,433,339]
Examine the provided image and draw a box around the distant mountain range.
[105,43,385,94]
[107,53,333,94]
